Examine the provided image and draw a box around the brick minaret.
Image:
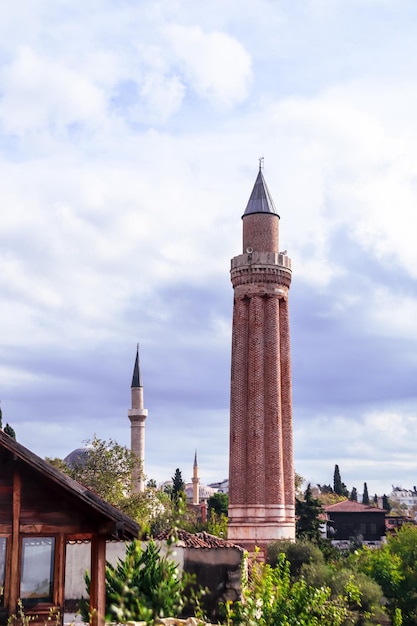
[227,165,295,549]
[128,345,148,493]
[192,450,200,505]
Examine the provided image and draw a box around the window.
[0,537,6,607]
[370,523,377,536]
[21,538,55,604]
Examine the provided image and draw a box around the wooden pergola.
[0,430,139,626]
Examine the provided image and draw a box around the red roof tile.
[154,529,243,549]
[324,500,385,513]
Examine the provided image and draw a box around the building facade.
[227,165,295,550]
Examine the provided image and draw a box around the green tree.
[47,436,142,511]
[363,482,370,505]
[382,494,391,511]
[171,468,185,500]
[4,423,16,439]
[207,492,228,517]
[318,483,334,494]
[333,464,349,497]
[296,483,323,542]
[350,487,358,501]
[47,439,174,536]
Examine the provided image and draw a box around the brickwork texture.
[228,176,295,549]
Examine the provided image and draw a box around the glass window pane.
[0,537,6,607]
[21,538,55,603]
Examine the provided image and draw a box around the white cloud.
[0,47,107,134]
[295,409,417,494]
[164,24,252,108]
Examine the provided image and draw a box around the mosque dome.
[64,446,92,468]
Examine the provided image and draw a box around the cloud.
[164,24,252,108]
[0,47,107,134]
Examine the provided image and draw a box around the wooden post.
[9,467,21,614]
[54,534,65,616]
[90,534,106,626]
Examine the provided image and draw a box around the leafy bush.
[267,539,324,577]
[82,539,185,624]
[221,551,348,626]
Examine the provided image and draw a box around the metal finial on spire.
[259,156,264,170]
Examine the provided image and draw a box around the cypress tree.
[171,468,185,501]
[333,464,349,497]
[382,494,391,511]
[362,482,370,505]
[333,464,343,495]
[295,483,323,542]
[350,487,358,501]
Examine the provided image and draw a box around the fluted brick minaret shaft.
[227,166,295,550]
[128,345,148,493]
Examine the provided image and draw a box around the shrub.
[82,539,185,624]
[267,539,324,577]
[222,551,348,626]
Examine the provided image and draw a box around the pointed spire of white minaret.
[128,345,148,493]
[192,449,200,505]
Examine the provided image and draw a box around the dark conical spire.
[243,165,279,218]
[194,449,198,468]
[131,345,143,388]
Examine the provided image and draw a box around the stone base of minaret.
[228,504,295,554]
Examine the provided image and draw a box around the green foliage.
[267,539,324,578]
[172,468,185,497]
[0,407,17,440]
[350,487,358,501]
[349,527,417,623]
[295,483,324,542]
[83,539,186,624]
[207,511,228,538]
[222,551,348,626]
[333,464,349,497]
[207,492,228,517]
[46,436,174,536]
[317,483,334,494]
[3,423,16,439]
[363,482,370,505]
[382,494,391,512]
[48,435,141,507]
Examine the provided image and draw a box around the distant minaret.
[228,163,295,550]
[128,345,148,493]
[192,450,200,505]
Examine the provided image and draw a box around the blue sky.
[1,0,417,497]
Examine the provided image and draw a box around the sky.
[1,0,417,499]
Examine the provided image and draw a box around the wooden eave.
[0,430,139,540]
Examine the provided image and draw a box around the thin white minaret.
[128,345,148,493]
[192,450,200,505]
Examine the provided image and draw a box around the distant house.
[324,500,386,547]
[389,486,417,512]
[385,514,415,535]
[0,430,139,626]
